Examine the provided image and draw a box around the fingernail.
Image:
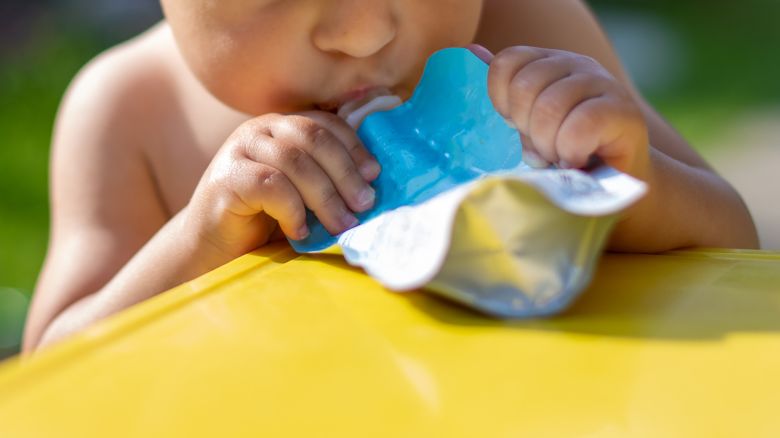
[355,186,375,210]
[341,211,359,231]
[296,224,310,240]
[523,149,550,169]
[504,119,517,129]
[359,160,381,181]
[466,44,494,64]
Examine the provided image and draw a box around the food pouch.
[290,48,647,317]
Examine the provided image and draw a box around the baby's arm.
[477,0,758,251]
[22,51,209,350]
[25,49,379,351]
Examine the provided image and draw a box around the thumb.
[465,43,494,64]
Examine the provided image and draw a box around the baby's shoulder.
[55,23,247,213]
[59,23,180,144]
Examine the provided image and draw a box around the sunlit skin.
[163,0,485,242]
[24,0,758,351]
[163,0,481,115]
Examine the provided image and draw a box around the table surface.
[1,243,779,437]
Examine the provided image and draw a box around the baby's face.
[161,0,484,115]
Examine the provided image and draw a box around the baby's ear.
[465,44,494,64]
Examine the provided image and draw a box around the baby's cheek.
[406,0,482,46]
[198,48,313,115]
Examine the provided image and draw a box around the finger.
[528,73,612,165]
[555,96,616,169]
[273,114,376,213]
[299,111,381,181]
[505,55,581,134]
[244,136,359,236]
[520,133,550,169]
[487,46,550,119]
[236,160,309,240]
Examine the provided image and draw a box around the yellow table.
[1,243,779,437]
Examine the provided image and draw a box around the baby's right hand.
[186,111,380,258]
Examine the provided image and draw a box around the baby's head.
[160,0,484,115]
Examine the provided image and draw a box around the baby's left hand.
[473,45,650,176]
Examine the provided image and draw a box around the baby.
[23,0,758,351]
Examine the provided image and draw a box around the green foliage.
[0,21,111,356]
[0,22,107,292]
[0,288,30,359]
[590,0,780,145]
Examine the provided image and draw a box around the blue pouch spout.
[291,48,523,252]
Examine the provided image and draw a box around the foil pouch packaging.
[290,48,647,318]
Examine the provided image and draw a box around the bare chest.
[121,25,254,217]
[143,98,250,215]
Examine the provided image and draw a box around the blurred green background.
[1,0,778,360]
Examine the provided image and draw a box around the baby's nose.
[312,0,397,58]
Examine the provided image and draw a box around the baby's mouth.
[316,86,391,113]
[340,87,392,113]
[317,87,403,129]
